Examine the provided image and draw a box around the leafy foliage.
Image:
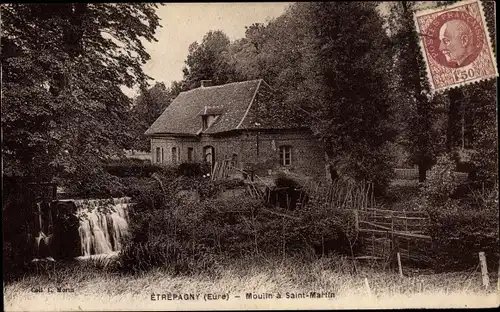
[181,30,242,90]
[422,154,499,271]
[129,82,174,151]
[1,3,161,186]
[426,202,499,272]
[104,160,164,178]
[177,162,211,177]
[387,1,437,182]
[289,2,395,192]
[422,154,461,207]
[120,169,358,275]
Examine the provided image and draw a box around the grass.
[4,255,499,310]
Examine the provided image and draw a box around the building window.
[279,146,292,166]
[203,145,215,167]
[172,147,178,163]
[202,115,217,130]
[161,148,164,163]
[187,147,194,162]
[156,147,161,163]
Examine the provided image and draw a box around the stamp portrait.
[414,0,498,92]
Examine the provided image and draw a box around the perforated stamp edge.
[413,0,498,94]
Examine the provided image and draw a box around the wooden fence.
[298,179,376,210]
[236,172,433,267]
[355,207,432,266]
[394,168,469,181]
[394,168,419,180]
[211,159,239,181]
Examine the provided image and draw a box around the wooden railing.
[355,207,432,265]
[394,168,419,180]
[394,168,470,181]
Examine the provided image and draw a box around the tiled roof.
[145,80,262,136]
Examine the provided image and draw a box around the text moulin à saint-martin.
[150,292,335,301]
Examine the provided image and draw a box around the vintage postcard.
[414,0,498,92]
[2,2,499,311]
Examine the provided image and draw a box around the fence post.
[354,209,359,233]
[397,252,403,278]
[404,210,410,258]
[281,216,285,261]
[364,278,372,299]
[478,252,489,289]
[497,258,500,292]
[391,211,394,268]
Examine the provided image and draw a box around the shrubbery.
[71,160,212,199]
[119,170,358,275]
[215,178,246,190]
[104,159,165,178]
[426,204,498,271]
[177,162,211,177]
[422,154,499,272]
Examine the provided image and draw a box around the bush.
[177,162,211,177]
[426,203,499,272]
[120,184,358,275]
[422,155,461,207]
[422,154,499,271]
[104,162,166,178]
[60,166,126,198]
[275,174,301,189]
[216,178,245,190]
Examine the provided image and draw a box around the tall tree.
[1,4,161,185]
[228,23,268,81]
[289,2,396,193]
[129,82,173,151]
[450,0,497,181]
[181,30,241,89]
[388,1,436,182]
[229,5,310,93]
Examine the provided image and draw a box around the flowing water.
[76,197,131,257]
[31,197,132,259]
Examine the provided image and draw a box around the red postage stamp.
[414,0,498,92]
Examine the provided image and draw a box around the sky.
[122,2,291,97]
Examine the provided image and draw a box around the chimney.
[200,80,212,88]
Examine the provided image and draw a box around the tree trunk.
[418,162,427,182]
[402,1,434,182]
[447,88,463,153]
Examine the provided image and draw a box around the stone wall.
[150,129,327,181]
[150,136,200,164]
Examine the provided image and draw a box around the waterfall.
[33,202,53,258]
[75,197,132,257]
[37,202,43,233]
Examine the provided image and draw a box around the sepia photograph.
[2,1,499,310]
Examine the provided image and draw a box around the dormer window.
[202,115,218,130]
[200,106,223,130]
[202,115,209,130]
